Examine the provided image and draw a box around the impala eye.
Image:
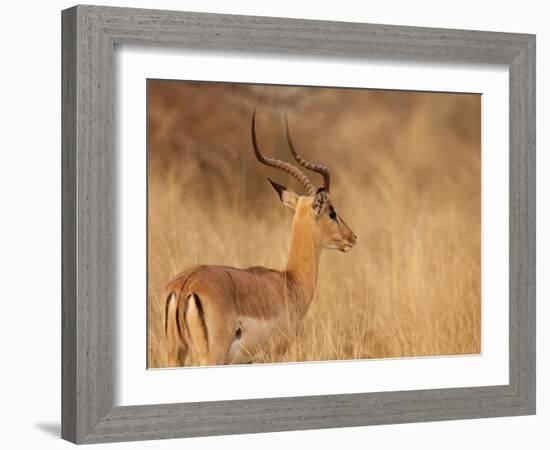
[329,210,337,221]
[235,327,242,340]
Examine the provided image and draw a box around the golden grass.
[147,81,481,368]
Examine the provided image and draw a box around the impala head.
[252,112,357,252]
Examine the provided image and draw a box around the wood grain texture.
[61,4,536,444]
[61,7,77,443]
[508,37,536,409]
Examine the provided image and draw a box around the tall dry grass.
[147,80,481,368]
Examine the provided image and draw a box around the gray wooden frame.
[61,4,536,444]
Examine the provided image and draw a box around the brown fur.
[163,188,356,367]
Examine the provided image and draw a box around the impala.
[164,112,357,366]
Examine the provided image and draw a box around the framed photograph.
[61,5,536,444]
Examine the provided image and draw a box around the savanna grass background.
[147,80,481,368]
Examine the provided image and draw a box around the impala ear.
[312,188,329,215]
[268,178,298,210]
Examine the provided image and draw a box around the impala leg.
[164,291,187,367]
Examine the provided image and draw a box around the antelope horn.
[285,115,331,192]
[251,111,316,196]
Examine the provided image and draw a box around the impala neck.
[285,211,321,315]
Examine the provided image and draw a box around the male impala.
[164,112,357,366]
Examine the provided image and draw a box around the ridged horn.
[251,111,316,196]
[285,115,331,192]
